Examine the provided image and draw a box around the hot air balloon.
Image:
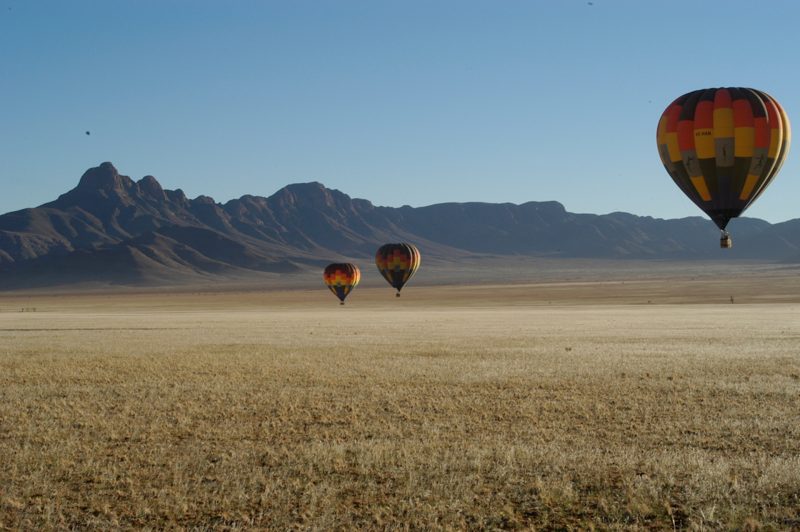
[375,243,421,296]
[323,263,360,305]
[657,88,790,248]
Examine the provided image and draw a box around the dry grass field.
[2,268,800,529]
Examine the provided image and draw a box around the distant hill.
[1,162,799,288]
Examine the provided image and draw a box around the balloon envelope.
[375,243,421,295]
[323,263,361,303]
[656,87,790,230]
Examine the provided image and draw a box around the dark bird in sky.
[85,131,90,136]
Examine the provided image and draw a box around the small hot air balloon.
[323,263,360,305]
[657,87,790,248]
[375,243,421,297]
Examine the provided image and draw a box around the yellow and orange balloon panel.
[323,263,361,305]
[657,87,790,247]
[375,243,421,296]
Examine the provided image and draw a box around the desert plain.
[1,261,800,530]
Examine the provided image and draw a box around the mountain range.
[1,162,799,288]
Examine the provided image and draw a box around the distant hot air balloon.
[323,263,360,305]
[657,87,790,248]
[375,243,421,296]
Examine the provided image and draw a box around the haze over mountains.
[1,163,799,288]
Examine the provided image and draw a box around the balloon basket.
[720,233,732,249]
[396,292,401,297]
[340,301,345,306]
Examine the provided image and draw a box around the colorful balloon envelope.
[656,87,790,248]
[323,263,361,305]
[375,243,421,296]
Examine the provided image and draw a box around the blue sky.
[1,0,798,223]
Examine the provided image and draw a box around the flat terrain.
[2,269,800,529]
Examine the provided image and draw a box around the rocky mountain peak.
[76,162,131,191]
[193,195,217,205]
[270,182,356,211]
[137,175,164,198]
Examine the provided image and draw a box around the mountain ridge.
[1,163,799,288]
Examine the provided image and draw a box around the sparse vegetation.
[1,280,800,529]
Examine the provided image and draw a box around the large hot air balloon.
[323,263,360,305]
[375,243,421,296]
[657,88,790,248]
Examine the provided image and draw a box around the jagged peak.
[168,188,187,201]
[76,162,132,191]
[271,182,352,202]
[236,194,267,203]
[265,182,379,215]
[227,194,268,207]
[285,181,326,190]
[137,175,164,197]
[193,195,218,206]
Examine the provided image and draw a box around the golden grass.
[1,278,800,529]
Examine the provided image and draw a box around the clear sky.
[1,0,798,223]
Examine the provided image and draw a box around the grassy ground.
[1,278,800,529]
